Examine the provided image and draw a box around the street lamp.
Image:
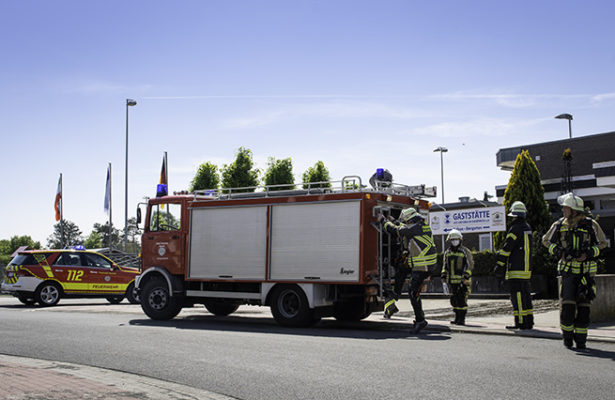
[555,113,573,139]
[125,98,137,251]
[433,146,448,204]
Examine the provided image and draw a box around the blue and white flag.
[104,164,111,216]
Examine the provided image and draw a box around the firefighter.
[542,193,607,350]
[441,229,474,325]
[379,207,437,333]
[494,201,534,330]
[383,236,409,319]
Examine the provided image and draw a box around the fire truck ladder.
[372,206,394,300]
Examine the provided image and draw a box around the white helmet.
[557,192,584,212]
[399,207,420,223]
[447,229,463,241]
[507,201,527,218]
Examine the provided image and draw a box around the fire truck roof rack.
[192,175,436,200]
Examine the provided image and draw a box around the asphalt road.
[1,298,614,400]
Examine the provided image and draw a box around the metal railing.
[193,175,436,200]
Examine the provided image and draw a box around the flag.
[54,174,62,221]
[157,152,168,197]
[159,152,167,185]
[104,165,111,216]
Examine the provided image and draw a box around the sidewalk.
[0,353,234,400]
[364,296,615,344]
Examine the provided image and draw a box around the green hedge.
[434,243,561,277]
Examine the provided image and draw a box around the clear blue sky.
[2,0,614,244]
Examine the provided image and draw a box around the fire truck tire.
[17,295,36,306]
[333,299,371,321]
[141,277,182,320]
[106,296,124,304]
[34,281,62,307]
[203,299,240,316]
[126,282,140,304]
[270,285,316,327]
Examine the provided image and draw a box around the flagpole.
[60,173,65,248]
[108,163,112,250]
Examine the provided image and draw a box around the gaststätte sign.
[429,206,506,235]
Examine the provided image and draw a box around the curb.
[359,315,615,344]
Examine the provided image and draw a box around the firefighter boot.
[383,299,399,319]
[457,310,467,326]
[450,310,459,325]
[521,314,534,330]
[563,332,574,349]
[574,332,588,351]
[412,319,428,334]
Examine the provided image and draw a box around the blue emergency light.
[157,184,168,197]
[73,245,86,250]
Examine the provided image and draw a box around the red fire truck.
[135,176,434,327]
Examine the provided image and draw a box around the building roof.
[496,130,615,179]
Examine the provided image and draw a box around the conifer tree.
[495,150,556,276]
[499,149,551,234]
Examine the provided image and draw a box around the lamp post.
[433,146,448,204]
[125,99,137,251]
[555,113,573,139]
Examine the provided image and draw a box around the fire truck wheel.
[270,285,316,327]
[34,281,62,307]
[203,299,240,316]
[333,299,371,322]
[126,282,140,304]
[141,276,182,320]
[106,296,124,304]
[17,295,36,306]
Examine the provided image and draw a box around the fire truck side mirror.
[136,207,142,226]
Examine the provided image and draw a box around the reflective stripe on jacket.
[542,215,607,276]
[384,219,437,272]
[496,218,533,280]
[442,246,474,284]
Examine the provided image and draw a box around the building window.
[479,233,492,251]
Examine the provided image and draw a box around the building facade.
[496,130,615,272]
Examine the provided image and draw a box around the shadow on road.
[128,315,453,341]
[575,347,615,361]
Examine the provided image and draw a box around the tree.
[0,235,42,266]
[83,231,103,249]
[302,161,332,189]
[190,162,220,192]
[495,150,555,276]
[263,157,295,190]
[499,150,551,234]
[47,220,82,248]
[221,147,260,192]
[93,222,121,249]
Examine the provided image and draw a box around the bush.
[471,250,496,276]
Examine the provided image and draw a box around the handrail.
[192,175,435,201]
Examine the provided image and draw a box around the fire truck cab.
[135,175,434,327]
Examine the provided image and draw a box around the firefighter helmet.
[557,192,584,212]
[507,201,527,217]
[399,207,419,222]
[447,229,463,241]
